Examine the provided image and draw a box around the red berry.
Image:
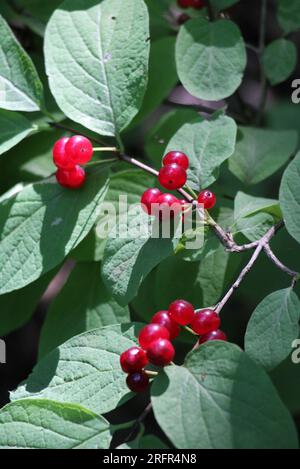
[151,311,180,340]
[155,193,182,220]
[120,347,148,374]
[163,151,189,170]
[138,324,170,350]
[53,137,74,170]
[199,330,227,344]
[65,135,94,165]
[191,309,220,335]
[141,188,161,215]
[198,190,216,210]
[158,164,187,190]
[192,0,204,8]
[56,165,86,189]
[169,299,195,326]
[147,339,175,367]
[177,0,192,7]
[126,371,149,393]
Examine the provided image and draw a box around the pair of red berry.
[141,188,186,219]
[158,151,188,191]
[178,0,204,9]
[120,300,227,393]
[52,136,94,189]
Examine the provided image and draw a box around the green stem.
[184,183,198,200]
[93,147,118,152]
[184,326,198,336]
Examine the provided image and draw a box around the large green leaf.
[234,192,281,221]
[151,342,298,449]
[271,356,300,414]
[229,127,298,185]
[176,18,246,101]
[165,114,237,190]
[44,0,149,136]
[102,210,175,306]
[0,399,111,449]
[145,109,199,169]
[280,152,300,245]
[277,0,300,33]
[0,269,56,337]
[0,15,43,111]
[262,39,297,86]
[39,262,129,358]
[11,323,142,415]
[0,110,37,156]
[0,166,109,295]
[245,289,300,370]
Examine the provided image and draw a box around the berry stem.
[184,325,198,336]
[93,147,118,152]
[144,370,159,377]
[184,183,198,199]
[263,243,299,286]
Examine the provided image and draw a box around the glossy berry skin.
[138,324,170,350]
[177,0,192,7]
[155,193,181,220]
[163,151,189,170]
[158,164,187,190]
[192,0,204,8]
[169,299,195,326]
[126,371,149,393]
[56,165,86,189]
[53,137,74,170]
[141,188,161,215]
[120,347,148,374]
[151,311,180,340]
[191,309,220,335]
[65,135,94,165]
[199,329,227,344]
[147,339,175,367]
[198,190,216,210]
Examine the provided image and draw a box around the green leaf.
[0,110,37,156]
[44,0,149,136]
[280,151,300,245]
[277,0,300,33]
[262,39,297,85]
[0,166,109,295]
[229,127,298,185]
[165,114,237,189]
[0,399,111,449]
[11,323,143,415]
[102,210,175,306]
[245,289,300,370]
[132,37,178,124]
[0,269,56,337]
[0,14,43,111]
[234,192,281,221]
[151,342,298,449]
[39,262,129,358]
[235,212,276,242]
[176,18,246,101]
[145,109,199,169]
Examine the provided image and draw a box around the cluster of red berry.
[52,136,94,189]
[178,0,204,9]
[141,151,216,218]
[120,300,227,393]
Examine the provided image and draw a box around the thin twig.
[263,244,299,283]
[215,222,284,313]
[122,403,153,445]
